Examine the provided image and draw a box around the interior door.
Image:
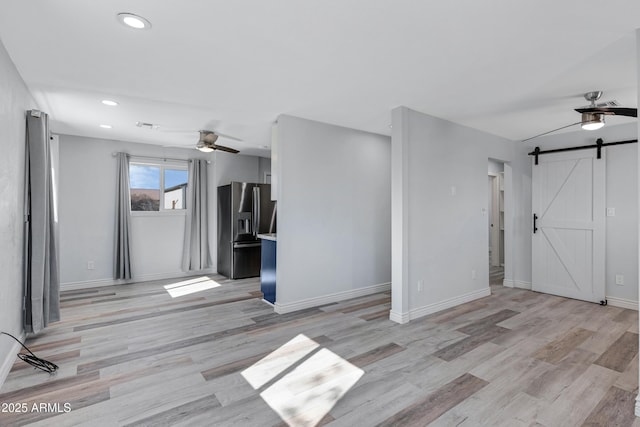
[532,149,605,303]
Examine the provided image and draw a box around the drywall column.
[390,107,410,323]
[503,163,514,286]
[635,29,640,417]
[0,39,38,387]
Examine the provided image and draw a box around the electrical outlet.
[417,279,423,292]
[471,269,477,280]
[606,208,616,217]
[87,261,95,270]
[615,274,624,286]
[450,186,457,196]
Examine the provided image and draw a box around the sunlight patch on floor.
[163,276,220,298]
[242,334,319,389]
[241,334,364,427]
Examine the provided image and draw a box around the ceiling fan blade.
[213,144,240,154]
[214,131,243,142]
[574,107,638,117]
[160,129,197,133]
[163,144,196,149]
[160,127,243,141]
[521,121,583,143]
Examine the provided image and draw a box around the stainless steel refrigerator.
[217,182,276,279]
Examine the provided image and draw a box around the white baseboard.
[61,277,126,290]
[0,331,25,390]
[503,279,532,290]
[390,287,491,324]
[606,296,638,311]
[389,309,410,324]
[60,269,216,291]
[274,282,391,314]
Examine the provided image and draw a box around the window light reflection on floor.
[241,334,364,427]
[163,276,220,298]
[242,334,320,389]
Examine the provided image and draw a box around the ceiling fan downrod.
[584,91,603,106]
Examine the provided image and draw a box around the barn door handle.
[533,213,538,234]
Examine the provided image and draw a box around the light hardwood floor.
[0,274,638,426]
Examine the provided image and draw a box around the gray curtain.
[24,110,60,334]
[114,152,133,280]
[182,159,211,271]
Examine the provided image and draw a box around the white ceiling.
[0,1,639,156]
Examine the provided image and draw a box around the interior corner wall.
[258,157,272,183]
[57,135,261,288]
[0,38,38,388]
[275,115,391,308]
[533,123,638,305]
[392,107,532,320]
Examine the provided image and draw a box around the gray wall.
[532,122,638,304]
[488,158,505,174]
[275,115,391,307]
[58,135,261,287]
[391,107,532,321]
[258,157,272,183]
[0,40,38,384]
[637,30,640,416]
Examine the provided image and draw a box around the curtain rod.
[528,138,638,165]
[111,152,211,164]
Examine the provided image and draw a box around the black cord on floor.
[1,332,58,374]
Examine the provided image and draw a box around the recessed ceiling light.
[99,124,113,129]
[117,13,152,30]
[101,99,119,107]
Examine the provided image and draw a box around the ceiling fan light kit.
[196,142,214,153]
[580,112,605,131]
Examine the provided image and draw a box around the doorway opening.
[488,159,505,285]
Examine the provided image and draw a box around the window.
[130,162,188,212]
[164,168,189,210]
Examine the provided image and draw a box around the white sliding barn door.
[532,149,605,303]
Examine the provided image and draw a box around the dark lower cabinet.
[260,239,276,303]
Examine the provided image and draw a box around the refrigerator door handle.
[253,186,260,237]
[249,186,254,237]
[251,187,255,237]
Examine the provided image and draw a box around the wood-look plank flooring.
[0,273,637,426]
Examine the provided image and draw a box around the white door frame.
[489,173,500,267]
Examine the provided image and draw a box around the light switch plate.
[606,208,615,217]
